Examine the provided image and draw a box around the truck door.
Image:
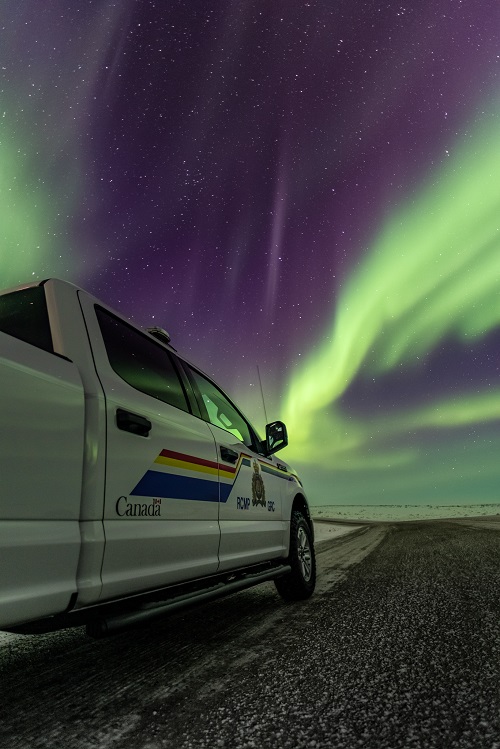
[184,366,287,570]
[79,297,221,601]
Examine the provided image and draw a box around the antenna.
[256,365,269,425]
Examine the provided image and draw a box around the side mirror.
[265,420,288,455]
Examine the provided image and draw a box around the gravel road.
[1,522,499,749]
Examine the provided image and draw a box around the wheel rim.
[297,526,312,582]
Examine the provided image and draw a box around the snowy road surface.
[1,521,499,749]
[313,518,365,543]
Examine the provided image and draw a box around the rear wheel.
[275,511,316,601]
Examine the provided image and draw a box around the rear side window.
[96,307,189,413]
[0,286,53,353]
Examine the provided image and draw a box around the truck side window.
[187,367,253,446]
[0,286,53,353]
[96,308,189,413]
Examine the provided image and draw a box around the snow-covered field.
[311,503,500,522]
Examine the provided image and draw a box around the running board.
[87,564,291,638]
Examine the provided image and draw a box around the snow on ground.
[311,503,500,522]
[313,519,364,544]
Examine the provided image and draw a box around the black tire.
[275,511,316,601]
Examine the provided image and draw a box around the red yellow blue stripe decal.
[130,447,290,502]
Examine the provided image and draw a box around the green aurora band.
[282,110,500,505]
[1,5,130,289]
[0,118,80,288]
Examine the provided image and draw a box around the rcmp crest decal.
[251,459,266,507]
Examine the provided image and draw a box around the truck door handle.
[220,446,239,464]
[116,408,152,437]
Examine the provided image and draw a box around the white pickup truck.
[0,279,315,637]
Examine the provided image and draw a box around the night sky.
[2,1,500,508]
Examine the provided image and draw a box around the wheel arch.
[291,493,314,543]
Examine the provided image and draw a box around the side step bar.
[87,564,291,638]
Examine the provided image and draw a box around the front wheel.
[275,511,316,601]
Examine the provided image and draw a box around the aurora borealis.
[2,1,500,509]
[285,108,500,427]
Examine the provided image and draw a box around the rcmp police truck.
[0,279,316,637]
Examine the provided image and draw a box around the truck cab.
[0,279,315,636]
